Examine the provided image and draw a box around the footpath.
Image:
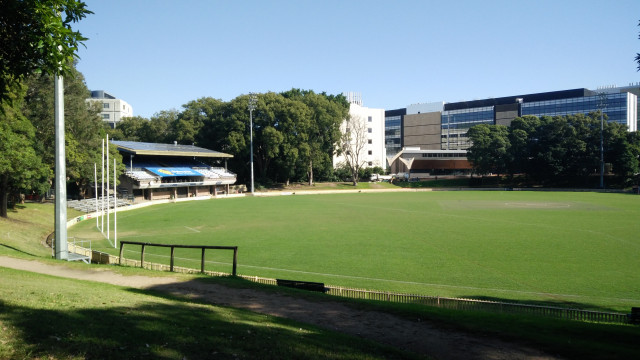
[0,256,561,360]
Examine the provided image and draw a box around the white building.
[334,92,386,169]
[86,90,133,128]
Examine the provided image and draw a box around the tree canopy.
[112,90,349,187]
[0,0,91,103]
[467,113,640,187]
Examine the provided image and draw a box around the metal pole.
[94,163,98,228]
[598,92,607,189]
[106,134,110,241]
[248,93,257,193]
[600,111,604,189]
[114,158,117,249]
[250,108,254,193]
[101,139,104,233]
[54,73,68,260]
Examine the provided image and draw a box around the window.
[103,103,109,109]
[368,139,372,144]
[368,162,373,166]
[368,116,372,122]
[368,128,372,133]
[102,114,110,120]
[368,150,372,155]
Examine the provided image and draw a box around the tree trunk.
[0,174,8,218]
[308,159,314,186]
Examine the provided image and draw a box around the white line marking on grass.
[184,226,200,233]
[120,249,639,303]
[236,263,640,303]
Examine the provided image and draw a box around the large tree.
[466,124,510,176]
[0,0,91,103]
[0,84,49,217]
[22,64,115,198]
[337,114,368,186]
[282,89,348,185]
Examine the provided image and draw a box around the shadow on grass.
[0,243,39,257]
[0,296,414,360]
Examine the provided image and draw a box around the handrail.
[118,241,238,276]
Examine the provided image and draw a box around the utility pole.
[248,93,257,193]
[598,92,607,189]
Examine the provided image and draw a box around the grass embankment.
[0,267,414,360]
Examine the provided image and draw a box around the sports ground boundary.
[61,188,637,325]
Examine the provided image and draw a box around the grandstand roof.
[112,141,233,158]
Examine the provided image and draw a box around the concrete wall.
[403,112,442,150]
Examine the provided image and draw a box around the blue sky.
[75,0,640,118]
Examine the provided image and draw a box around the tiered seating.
[68,196,130,213]
[193,168,221,179]
[210,167,236,179]
[126,170,157,181]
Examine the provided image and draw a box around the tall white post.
[94,163,98,228]
[54,74,68,260]
[106,134,110,241]
[101,138,104,233]
[114,158,117,248]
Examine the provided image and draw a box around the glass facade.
[521,93,630,126]
[385,115,402,156]
[441,106,493,150]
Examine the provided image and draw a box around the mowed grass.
[69,191,640,312]
[0,267,414,360]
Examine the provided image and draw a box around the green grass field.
[69,191,640,312]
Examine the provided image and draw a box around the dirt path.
[1,256,561,360]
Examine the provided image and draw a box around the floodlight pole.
[248,93,257,193]
[598,92,607,189]
[54,73,68,260]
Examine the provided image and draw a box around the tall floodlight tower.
[598,92,608,189]
[54,71,67,259]
[248,93,257,193]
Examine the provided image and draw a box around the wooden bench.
[276,279,328,293]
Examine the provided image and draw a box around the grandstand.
[112,141,237,202]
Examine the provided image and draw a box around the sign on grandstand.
[145,167,203,177]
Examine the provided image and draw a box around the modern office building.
[385,85,638,176]
[86,90,133,128]
[334,92,386,169]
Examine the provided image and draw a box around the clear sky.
[75,0,640,118]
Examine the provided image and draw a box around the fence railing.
[322,285,629,324]
[118,241,238,276]
[67,243,631,325]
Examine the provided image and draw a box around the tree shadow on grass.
[0,243,39,257]
[0,297,414,360]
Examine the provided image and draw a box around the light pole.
[248,93,257,193]
[598,92,607,189]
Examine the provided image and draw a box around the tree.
[282,89,348,185]
[22,64,110,198]
[337,114,368,186]
[466,124,510,176]
[0,0,91,103]
[636,20,640,71]
[0,84,49,217]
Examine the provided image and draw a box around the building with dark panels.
[385,85,638,177]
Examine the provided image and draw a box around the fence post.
[232,247,238,276]
[141,244,145,269]
[201,248,206,273]
[118,242,124,265]
[170,246,175,272]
